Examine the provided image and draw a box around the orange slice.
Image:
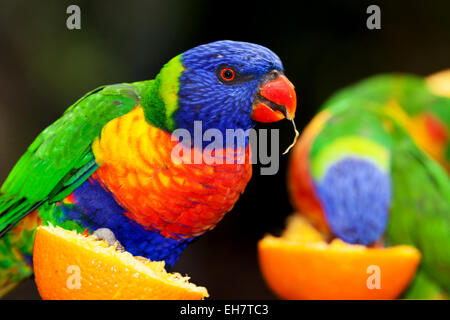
[33,225,209,300]
[258,214,421,300]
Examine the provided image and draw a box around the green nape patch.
[311,136,391,180]
[141,78,167,130]
[141,55,184,132]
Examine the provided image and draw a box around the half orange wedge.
[258,214,421,300]
[33,225,209,300]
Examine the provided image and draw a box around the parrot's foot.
[92,228,125,252]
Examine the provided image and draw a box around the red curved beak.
[251,71,297,123]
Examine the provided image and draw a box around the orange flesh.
[258,214,421,300]
[33,225,209,300]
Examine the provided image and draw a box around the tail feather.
[0,196,40,296]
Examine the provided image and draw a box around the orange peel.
[33,225,209,300]
[258,214,421,300]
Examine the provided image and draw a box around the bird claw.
[92,228,125,252]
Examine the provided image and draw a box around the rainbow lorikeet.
[0,40,297,295]
[289,72,450,299]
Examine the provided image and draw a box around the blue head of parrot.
[315,157,392,245]
[176,40,297,144]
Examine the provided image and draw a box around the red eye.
[220,68,235,81]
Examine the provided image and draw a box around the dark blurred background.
[1,0,449,299]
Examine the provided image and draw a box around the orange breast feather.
[92,107,252,240]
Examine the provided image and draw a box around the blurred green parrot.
[289,70,450,299]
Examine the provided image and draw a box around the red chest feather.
[92,107,252,240]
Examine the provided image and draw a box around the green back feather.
[386,127,450,293]
[323,73,450,122]
[0,81,149,236]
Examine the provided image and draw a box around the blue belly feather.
[59,178,191,268]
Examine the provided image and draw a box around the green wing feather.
[0,81,149,236]
[386,128,450,295]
